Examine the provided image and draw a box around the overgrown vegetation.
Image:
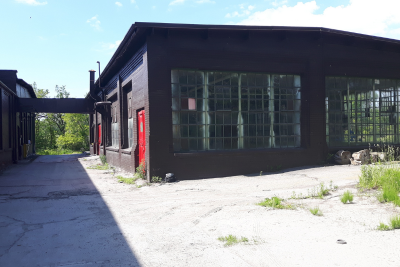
[258,196,295,209]
[217,235,249,246]
[34,83,89,155]
[309,206,323,216]
[359,162,400,207]
[340,190,354,204]
[36,148,81,155]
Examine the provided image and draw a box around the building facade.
[0,70,36,166]
[89,23,400,180]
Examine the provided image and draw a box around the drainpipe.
[119,76,124,149]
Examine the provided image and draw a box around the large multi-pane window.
[326,77,400,146]
[171,70,301,152]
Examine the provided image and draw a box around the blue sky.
[1,0,400,98]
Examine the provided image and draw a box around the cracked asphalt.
[1,154,400,267]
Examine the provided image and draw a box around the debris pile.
[334,149,386,165]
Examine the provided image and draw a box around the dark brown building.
[0,70,36,166]
[88,22,400,180]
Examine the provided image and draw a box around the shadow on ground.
[0,154,141,267]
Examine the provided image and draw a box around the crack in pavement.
[0,214,91,259]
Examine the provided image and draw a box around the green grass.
[340,190,354,204]
[257,196,294,209]
[377,215,400,231]
[217,235,249,246]
[377,222,391,231]
[117,175,139,184]
[309,206,323,216]
[290,182,335,200]
[390,215,400,229]
[87,163,110,170]
[359,163,400,207]
[100,155,107,165]
[36,148,82,155]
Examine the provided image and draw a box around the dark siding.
[101,44,147,96]
[145,29,400,179]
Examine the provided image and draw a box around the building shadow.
[0,154,142,267]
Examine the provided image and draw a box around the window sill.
[121,149,132,155]
[173,147,306,157]
[105,146,119,152]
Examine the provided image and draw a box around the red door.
[97,124,101,155]
[138,110,146,165]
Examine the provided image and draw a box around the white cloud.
[131,0,136,3]
[169,0,185,5]
[196,0,215,3]
[271,0,288,7]
[226,5,254,18]
[106,40,122,50]
[98,40,122,55]
[15,0,47,5]
[237,0,400,39]
[115,1,122,7]
[87,15,102,31]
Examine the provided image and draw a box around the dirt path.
[1,155,399,266]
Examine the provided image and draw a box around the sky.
[1,0,400,98]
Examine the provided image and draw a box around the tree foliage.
[33,83,89,153]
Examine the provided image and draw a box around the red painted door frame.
[138,110,146,165]
[97,124,101,155]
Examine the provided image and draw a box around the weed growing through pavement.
[340,190,354,204]
[258,196,295,209]
[377,222,391,231]
[151,176,163,183]
[117,175,140,184]
[290,182,337,200]
[87,163,110,170]
[99,155,107,165]
[309,206,323,216]
[377,215,400,231]
[390,215,400,229]
[217,235,249,246]
[134,161,146,180]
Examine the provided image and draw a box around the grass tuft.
[117,175,139,184]
[87,163,110,170]
[340,190,354,204]
[390,215,400,229]
[257,196,295,209]
[217,235,249,246]
[309,206,323,216]
[377,222,391,231]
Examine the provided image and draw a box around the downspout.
[120,76,124,149]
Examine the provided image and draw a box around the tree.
[56,113,89,151]
[33,83,89,153]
